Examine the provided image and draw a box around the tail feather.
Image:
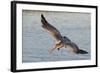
[76,49,88,54]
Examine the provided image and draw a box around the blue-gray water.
[22,10,91,63]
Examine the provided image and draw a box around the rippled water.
[22,10,91,63]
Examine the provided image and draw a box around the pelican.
[41,14,88,54]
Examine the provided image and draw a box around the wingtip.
[76,49,88,54]
[41,14,44,18]
[41,14,46,21]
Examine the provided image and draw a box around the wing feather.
[66,42,88,54]
[66,42,79,53]
[41,14,62,41]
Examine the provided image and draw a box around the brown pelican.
[41,14,88,54]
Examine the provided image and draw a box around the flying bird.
[41,14,88,54]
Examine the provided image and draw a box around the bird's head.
[62,36,71,42]
[61,36,67,41]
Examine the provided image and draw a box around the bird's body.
[41,14,88,54]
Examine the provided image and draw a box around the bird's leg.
[57,48,60,51]
[48,45,56,54]
[65,45,67,48]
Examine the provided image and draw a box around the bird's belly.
[56,43,64,49]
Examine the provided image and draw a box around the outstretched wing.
[66,42,88,54]
[41,14,62,41]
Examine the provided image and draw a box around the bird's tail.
[76,49,88,54]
